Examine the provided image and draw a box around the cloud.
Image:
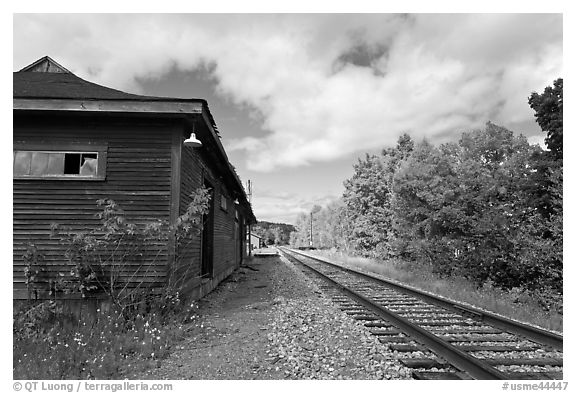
[251,189,338,224]
[527,134,547,149]
[14,14,562,172]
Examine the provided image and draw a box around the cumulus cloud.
[14,14,562,172]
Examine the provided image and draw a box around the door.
[235,215,243,265]
[201,179,214,278]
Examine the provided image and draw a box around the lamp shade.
[184,132,202,147]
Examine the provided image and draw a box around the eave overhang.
[13,98,204,114]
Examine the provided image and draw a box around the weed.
[13,300,200,379]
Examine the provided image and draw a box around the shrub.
[43,187,210,317]
[14,187,210,379]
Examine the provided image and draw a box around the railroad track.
[277,247,563,380]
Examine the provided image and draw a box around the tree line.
[251,221,296,245]
[290,79,562,306]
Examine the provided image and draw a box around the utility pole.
[309,211,313,247]
[247,180,252,256]
[247,180,252,204]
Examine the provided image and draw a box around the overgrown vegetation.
[291,79,563,317]
[13,298,199,379]
[14,187,210,379]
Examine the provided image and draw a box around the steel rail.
[278,248,509,380]
[284,247,562,350]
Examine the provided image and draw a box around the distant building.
[249,232,265,250]
[13,56,256,302]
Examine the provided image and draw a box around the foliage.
[23,187,210,321]
[340,133,414,257]
[289,200,352,250]
[13,299,199,379]
[528,78,563,160]
[252,221,296,245]
[23,243,46,299]
[289,133,415,255]
[14,187,211,379]
[390,123,562,300]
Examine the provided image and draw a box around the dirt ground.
[133,253,411,380]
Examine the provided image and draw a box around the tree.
[342,153,391,256]
[342,134,415,257]
[391,139,463,274]
[393,132,415,160]
[251,221,295,245]
[291,212,309,248]
[528,78,563,159]
[391,123,561,292]
[526,79,563,219]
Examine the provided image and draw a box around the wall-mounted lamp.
[184,132,202,147]
[234,198,240,205]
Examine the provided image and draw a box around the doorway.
[201,179,214,278]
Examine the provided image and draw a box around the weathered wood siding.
[212,178,238,277]
[177,142,242,295]
[174,142,202,292]
[13,113,176,299]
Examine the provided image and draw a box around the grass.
[306,249,563,333]
[13,298,199,379]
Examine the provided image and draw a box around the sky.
[12,13,563,224]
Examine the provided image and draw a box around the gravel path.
[134,252,412,380]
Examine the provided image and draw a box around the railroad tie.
[369,329,401,335]
[400,358,448,369]
[455,344,538,352]
[389,344,423,352]
[505,372,563,380]
[412,371,463,380]
[484,358,563,367]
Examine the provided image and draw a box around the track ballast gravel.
[135,253,412,380]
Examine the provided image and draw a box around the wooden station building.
[13,56,256,302]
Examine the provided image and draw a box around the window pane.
[30,152,50,175]
[46,153,65,175]
[64,153,81,174]
[14,151,31,176]
[80,154,98,176]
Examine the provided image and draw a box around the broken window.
[14,150,104,179]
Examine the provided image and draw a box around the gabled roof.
[15,55,204,102]
[19,56,71,73]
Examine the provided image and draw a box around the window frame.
[13,141,108,181]
[220,193,228,212]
